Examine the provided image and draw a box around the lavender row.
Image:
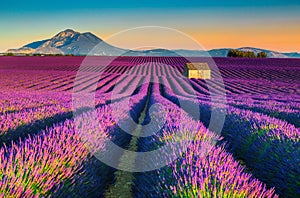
[0,120,90,197]
[126,83,276,197]
[226,94,300,127]
[0,103,70,134]
[167,143,277,197]
[0,90,71,114]
[222,106,300,196]
[149,94,277,197]
[162,87,299,196]
[0,91,146,197]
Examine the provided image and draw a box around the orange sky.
[186,24,300,52]
[99,24,300,52]
[1,25,300,53]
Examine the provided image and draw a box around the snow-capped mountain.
[5,29,300,58]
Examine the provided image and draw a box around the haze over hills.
[5,29,300,58]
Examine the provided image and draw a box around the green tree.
[6,52,14,56]
[227,49,262,58]
[257,51,267,58]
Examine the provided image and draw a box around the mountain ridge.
[5,29,300,58]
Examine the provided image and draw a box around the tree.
[6,53,14,56]
[257,51,267,58]
[227,49,267,58]
[227,49,239,57]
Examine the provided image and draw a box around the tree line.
[227,49,267,58]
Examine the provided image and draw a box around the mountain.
[124,48,300,58]
[123,49,208,56]
[5,29,300,58]
[208,48,231,57]
[237,47,289,58]
[207,47,300,58]
[24,39,49,49]
[281,52,300,58]
[7,29,126,55]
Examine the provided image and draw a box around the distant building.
[183,63,211,79]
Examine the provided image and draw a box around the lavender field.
[0,56,299,197]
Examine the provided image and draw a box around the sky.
[1,0,300,52]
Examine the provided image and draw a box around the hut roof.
[186,63,210,70]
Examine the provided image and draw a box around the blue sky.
[2,0,300,11]
[1,0,300,52]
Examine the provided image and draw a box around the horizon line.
[2,29,300,54]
